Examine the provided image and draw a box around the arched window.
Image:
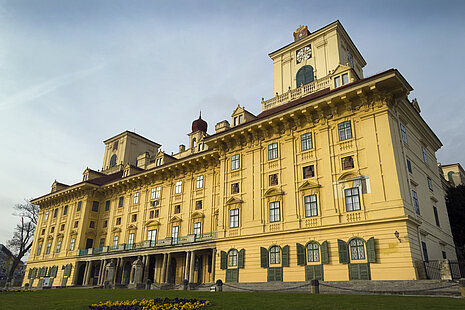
[109,154,117,167]
[228,249,238,267]
[350,238,365,260]
[307,242,320,262]
[192,138,196,149]
[270,246,280,264]
[296,65,314,87]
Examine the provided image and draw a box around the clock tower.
[268,21,366,99]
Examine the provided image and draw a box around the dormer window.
[83,174,88,181]
[156,157,163,166]
[334,73,349,88]
[123,169,129,177]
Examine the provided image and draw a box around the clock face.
[296,45,312,64]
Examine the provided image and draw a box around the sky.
[1,0,465,248]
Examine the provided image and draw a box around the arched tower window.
[296,65,314,87]
[109,154,117,167]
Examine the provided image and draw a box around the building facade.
[24,21,456,288]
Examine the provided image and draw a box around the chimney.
[179,144,186,152]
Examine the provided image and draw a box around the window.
[196,200,202,210]
[412,190,420,214]
[433,206,440,227]
[36,244,42,256]
[307,242,320,262]
[342,73,349,85]
[99,238,105,248]
[268,143,278,160]
[228,249,238,267]
[128,233,135,248]
[442,251,447,259]
[338,121,352,141]
[350,238,365,260]
[51,226,55,233]
[149,210,154,219]
[304,195,318,217]
[116,217,121,225]
[171,226,179,245]
[77,201,82,212]
[296,65,314,87]
[123,169,129,177]
[133,192,139,204]
[113,236,119,249]
[270,246,281,264]
[231,154,240,170]
[174,205,181,214]
[89,221,95,228]
[345,187,361,211]
[407,159,412,174]
[238,115,243,124]
[105,200,110,211]
[427,177,433,191]
[151,186,161,199]
[196,175,204,189]
[92,201,99,212]
[400,123,408,143]
[147,229,157,246]
[269,201,281,222]
[131,214,137,222]
[44,211,49,221]
[233,116,238,126]
[231,183,240,194]
[269,174,278,186]
[53,208,58,218]
[334,76,341,88]
[301,133,313,151]
[342,156,354,170]
[421,241,429,262]
[46,243,51,254]
[156,157,163,166]
[303,165,315,179]
[56,241,62,253]
[74,221,79,228]
[175,181,183,194]
[151,188,157,200]
[69,238,75,251]
[230,209,239,228]
[103,220,108,228]
[118,196,124,208]
[41,229,45,235]
[422,146,428,164]
[63,205,68,215]
[154,209,159,218]
[60,224,65,231]
[194,222,201,239]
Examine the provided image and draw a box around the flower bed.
[89,298,210,310]
[0,289,35,293]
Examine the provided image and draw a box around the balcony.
[77,231,217,257]
[261,76,331,111]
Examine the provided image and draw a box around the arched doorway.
[76,264,86,286]
[168,258,177,283]
[122,261,131,285]
[296,65,314,87]
[196,256,203,283]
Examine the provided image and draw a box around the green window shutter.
[238,249,245,269]
[282,245,290,267]
[314,264,324,281]
[338,239,349,264]
[296,243,306,266]
[260,247,269,268]
[267,267,274,282]
[360,263,371,280]
[348,263,360,280]
[366,237,377,263]
[305,265,314,281]
[321,241,329,264]
[220,251,227,270]
[52,266,58,277]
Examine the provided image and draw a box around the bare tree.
[5,199,39,286]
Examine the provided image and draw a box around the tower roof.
[192,113,208,133]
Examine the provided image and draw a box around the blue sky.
[1,0,464,247]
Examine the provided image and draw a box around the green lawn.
[0,288,464,310]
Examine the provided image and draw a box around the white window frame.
[193,222,201,239]
[46,242,51,254]
[133,192,139,204]
[307,242,320,262]
[350,238,365,260]
[128,233,135,248]
[175,181,183,194]
[304,194,318,217]
[270,246,281,264]
[56,241,62,253]
[196,175,204,189]
[44,211,49,221]
[338,121,352,141]
[269,201,281,222]
[171,226,179,245]
[147,229,157,247]
[344,187,361,211]
[36,243,42,256]
[230,209,239,228]
[228,249,238,267]
[268,142,278,160]
[113,236,119,249]
[69,238,75,251]
[231,154,240,170]
[301,132,313,151]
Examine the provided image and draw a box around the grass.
[0,288,464,310]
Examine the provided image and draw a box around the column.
[143,255,150,283]
[153,256,157,282]
[98,260,105,285]
[165,253,172,283]
[184,251,190,281]
[211,249,217,283]
[189,251,195,283]
[84,261,92,286]
[71,263,80,285]
[113,258,121,285]
[161,253,168,283]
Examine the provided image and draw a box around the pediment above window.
[226,196,243,205]
[298,180,321,191]
[191,211,205,219]
[145,219,161,227]
[47,235,54,240]
[127,224,138,230]
[264,187,285,197]
[38,237,44,242]
[85,230,96,238]
[169,216,182,223]
[337,171,360,182]
[56,233,64,238]
[112,227,122,233]
[70,230,78,236]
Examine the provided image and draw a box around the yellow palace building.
[24,21,456,288]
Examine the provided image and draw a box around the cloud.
[0,62,106,111]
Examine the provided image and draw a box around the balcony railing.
[77,231,217,256]
[261,76,331,111]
